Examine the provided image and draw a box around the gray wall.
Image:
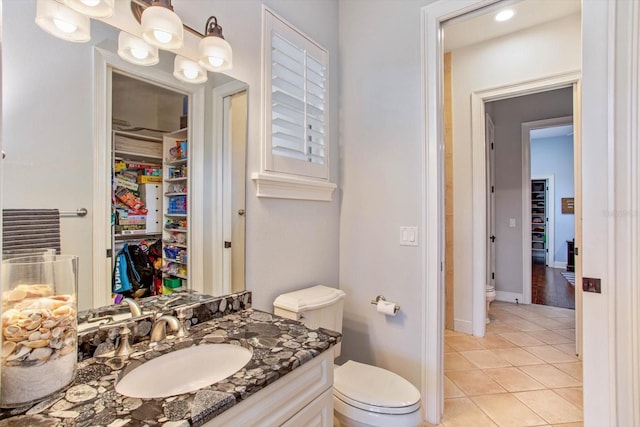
[489,88,573,295]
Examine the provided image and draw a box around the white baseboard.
[453,319,473,335]
[495,291,524,304]
[554,261,567,269]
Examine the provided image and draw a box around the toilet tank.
[274,285,345,357]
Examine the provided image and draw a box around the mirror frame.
[92,47,206,308]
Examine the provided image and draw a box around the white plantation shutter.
[264,9,329,180]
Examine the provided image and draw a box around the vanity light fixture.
[35,0,91,43]
[173,55,208,84]
[198,16,233,72]
[63,0,114,18]
[141,0,184,50]
[494,9,515,22]
[117,31,159,66]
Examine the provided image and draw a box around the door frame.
[522,116,573,305]
[212,80,249,296]
[93,48,206,308]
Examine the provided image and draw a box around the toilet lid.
[334,361,421,415]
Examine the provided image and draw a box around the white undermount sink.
[115,344,253,399]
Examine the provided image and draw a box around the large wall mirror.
[2,0,248,312]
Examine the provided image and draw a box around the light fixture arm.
[130,0,205,39]
[205,16,224,39]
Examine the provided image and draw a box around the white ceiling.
[443,0,581,52]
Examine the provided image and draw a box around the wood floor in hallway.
[426,301,582,427]
[531,259,575,309]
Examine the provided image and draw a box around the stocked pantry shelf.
[531,179,547,263]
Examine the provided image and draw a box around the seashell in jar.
[23,339,49,348]
[6,288,27,302]
[28,331,42,341]
[19,316,43,331]
[41,319,59,329]
[52,305,72,317]
[2,341,16,358]
[39,330,51,340]
[3,325,27,342]
[60,345,74,356]
[25,284,54,298]
[2,309,21,325]
[50,294,73,302]
[51,327,64,339]
[49,338,62,349]
[28,346,53,362]
[6,345,30,361]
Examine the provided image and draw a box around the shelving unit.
[162,129,189,290]
[531,179,548,265]
[112,130,163,243]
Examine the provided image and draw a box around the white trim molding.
[251,172,336,202]
[495,291,524,304]
[554,261,568,269]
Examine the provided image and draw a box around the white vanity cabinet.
[204,349,334,427]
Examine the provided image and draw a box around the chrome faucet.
[120,298,143,317]
[149,315,187,345]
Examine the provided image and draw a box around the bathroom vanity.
[0,292,340,427]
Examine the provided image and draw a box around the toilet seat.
[334,361,421,415]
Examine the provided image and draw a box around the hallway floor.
[426,301,582,427]
[531,259,575,309]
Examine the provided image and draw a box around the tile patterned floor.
[425,301,582,427]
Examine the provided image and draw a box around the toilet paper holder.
[370,295,400,314]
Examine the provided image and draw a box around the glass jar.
[1,254,78,407]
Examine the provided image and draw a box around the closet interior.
[111,72,189,302]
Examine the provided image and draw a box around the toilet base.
[333,395,422,427]
[486,287,496,324]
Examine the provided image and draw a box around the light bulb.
[130,48,149,60]
[183,68,199,80]
[208,57,224,67]
[495,9,515,22]
[53,18,77,33]
[153,30,172,44]
[80,0,100,6]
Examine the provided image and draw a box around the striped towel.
[3,209,61,256]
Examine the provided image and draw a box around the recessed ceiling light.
[495,9,515,22]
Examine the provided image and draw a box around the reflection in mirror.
[2,1,248,316]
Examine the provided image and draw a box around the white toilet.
[274,285,422,427]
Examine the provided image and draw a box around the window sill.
[251,172,337,201]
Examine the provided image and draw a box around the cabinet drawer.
[282,388,333,427]
[204,350,333,427]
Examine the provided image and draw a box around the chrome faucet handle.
[115,325,134,358]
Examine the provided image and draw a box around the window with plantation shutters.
[262,8,330,181]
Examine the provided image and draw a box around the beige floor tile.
[492,348,546,366]
[553,343,578,356]
[524,345,578,363]
[444,375,466,398]
[483,367,545,392]
[526,330,574,345]
[552,318,576,328]
[444,343,456,353]
[553,387,583,410]
[514,390,582,424]
[472,393,546,427]
[531,317,566,330]
[447,335,487,351]
[499,332,545,347]
[519,365,581,388]
[442,397,498,427]
[506,318,547,332]
[445,352,477,371]
[446,370,507,396]
[477,334,518,349]
[486,321,517,334]
[551,423,583,427]
[445,329,467,337]
[554,329,576,339]
[553,362,582,381]
[460,350,512,369]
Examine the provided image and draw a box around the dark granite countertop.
[0,308,341,427]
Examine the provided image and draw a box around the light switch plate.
[400,226,419,246]
[509,218,517,228]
